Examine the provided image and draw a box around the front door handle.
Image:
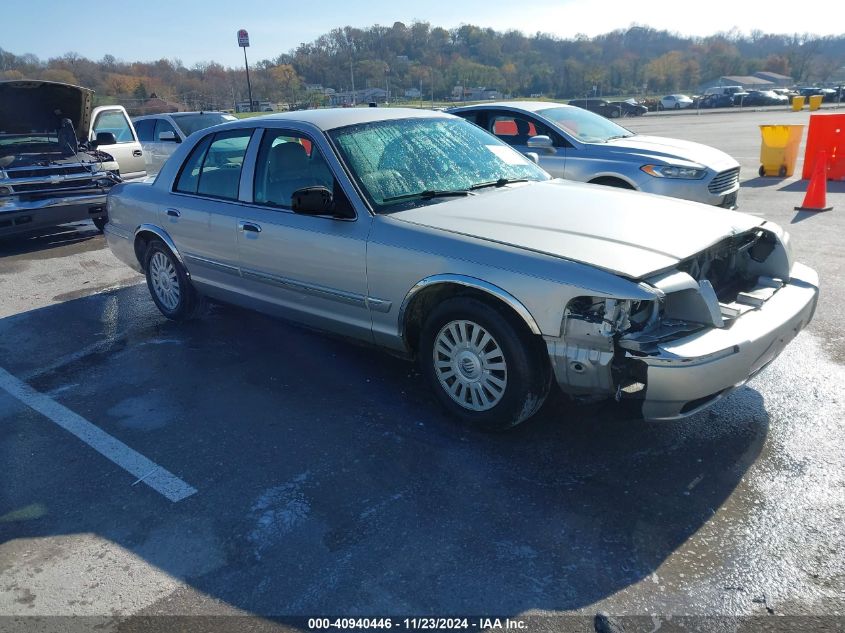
[166,208,181,218]
[132,149,143,157]
[239,221,262,233]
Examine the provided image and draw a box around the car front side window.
[253,130,337,210]
[93,110,136,143]
[154,119,179,142]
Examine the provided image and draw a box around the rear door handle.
[166,208,181,218]
[133,149,143,157]
[239,221,262,233]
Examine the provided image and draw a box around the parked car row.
[0,79,241,238]
[102,107,818,430]
[567,98,648,118]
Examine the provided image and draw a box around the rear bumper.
[637,262,818,420]
[0,192,108,237]
[104,223,142,273]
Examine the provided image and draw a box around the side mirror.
[291,186,334,215]
[527,135,553,150]
[159,131,180,143]
[524,152,540,165]
[95,132,117,146]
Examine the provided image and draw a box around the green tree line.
[1,23,843,112]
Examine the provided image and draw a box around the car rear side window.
[174,130,252,200]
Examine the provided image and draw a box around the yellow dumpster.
[791,96,805,111]
[759,125,805,177]
[809,94,823,111]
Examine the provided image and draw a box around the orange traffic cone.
[795,150,833,212]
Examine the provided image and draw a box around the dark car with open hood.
[0,80,141,237]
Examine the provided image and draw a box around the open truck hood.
[0,80,93,141]
[390,179,762,279]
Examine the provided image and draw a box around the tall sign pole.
[237,29,253,112]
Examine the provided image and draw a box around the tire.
[779,165,787,177]
[608,108,620,118]
[657,103,664,111]
[675,103,681,110]
[419,296,550,431]
[758,165,766,177]
[143,239,204,321]
[93,217,108,233]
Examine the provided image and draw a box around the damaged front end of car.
[546,223,819,420]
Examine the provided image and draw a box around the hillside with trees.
[1,23,843,112]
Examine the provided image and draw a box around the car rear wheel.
[93,217,108,233]
[419,297,550,431]
[144,239,204,321]
[675,103,681,109]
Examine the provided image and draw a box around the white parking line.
[0,366,197,502]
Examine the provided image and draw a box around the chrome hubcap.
[149,251,180,311]
[433,320,507,411]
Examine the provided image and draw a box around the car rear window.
[170,113,237,137]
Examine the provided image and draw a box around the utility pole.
[350,59,356,106]
[350,38,356,106]
[237,29,253,112]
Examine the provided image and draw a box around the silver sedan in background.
[132,111,236,175]
[449,101,740,208]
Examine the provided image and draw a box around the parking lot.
[1,107,844,632]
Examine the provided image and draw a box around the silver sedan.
[104,108,817,430]
[449,101,740,208]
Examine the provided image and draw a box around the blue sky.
[2,0,839,67]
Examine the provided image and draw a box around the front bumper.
[639,176,739,208]
[0,191,108,237]
[637,263,818,419]
[548,263,819,420]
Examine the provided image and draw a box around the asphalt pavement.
[0,107,843,633]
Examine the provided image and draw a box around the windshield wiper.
[469,177,530,190]
[382,189,472,203]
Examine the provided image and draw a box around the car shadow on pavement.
[0,221,101,258]
[0,286,770,621]
[776,180,845,194]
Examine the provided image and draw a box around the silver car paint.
[104,108,818,421]
[448,101,740,206]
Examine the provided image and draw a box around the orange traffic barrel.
[802,113,845,180]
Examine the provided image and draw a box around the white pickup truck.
[0,79,146,236]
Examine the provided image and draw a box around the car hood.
[389,179,761,279]
[0,80,93,140]
[601,135,738,172]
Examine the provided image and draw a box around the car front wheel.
[419,297,550,431]
[144,239,204,321]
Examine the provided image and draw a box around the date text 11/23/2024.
[307,618,527,630]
